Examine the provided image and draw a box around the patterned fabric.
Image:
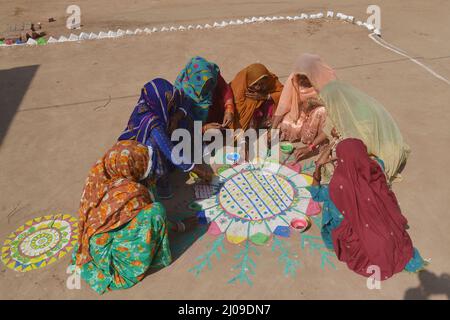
[275,53,336,143]
[75,140,152,266]
[329,139,420,280]
[118,78,177,142]
[174,56,220,122]
[307,185,343,250]
[230,63,283,130]
[72,203,171,294]
[320,80,410,183]
[308,183,425,274]
[118,78,192,177]
[279,105,327,144]
[321,140,385,185]
[146,125,194,178]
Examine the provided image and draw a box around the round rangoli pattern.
[197,160,316,245]
[219,170,295,221]
[1,214,78,272]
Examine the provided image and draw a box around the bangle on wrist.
[308,143,316,151]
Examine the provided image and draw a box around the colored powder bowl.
[280,142,294,154]
[290,217,312,233]
[37,37,47,45]
[188,201,202,211]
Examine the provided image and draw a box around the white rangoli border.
[0,11,380,48]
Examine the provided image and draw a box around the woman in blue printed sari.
[118,78,212,199]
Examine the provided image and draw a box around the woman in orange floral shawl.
[71,140,174,294]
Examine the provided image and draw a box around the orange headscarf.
[75,140,152,266]
[274,53,337,121]
[231,63,283,130]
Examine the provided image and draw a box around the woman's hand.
[245,90,268,101]
[294,146,311,161]
[314,142,335,167]
[192,164,213,183]
[222,111,234,128]
[202,122,223,132]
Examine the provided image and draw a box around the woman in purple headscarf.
[118,78,211,199]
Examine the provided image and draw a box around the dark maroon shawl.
[329,138,414,280]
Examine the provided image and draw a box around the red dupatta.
[329,138,414,280]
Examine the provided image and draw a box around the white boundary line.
[368,33,450,85]
[0,11,373,47]
[2,10,447,86]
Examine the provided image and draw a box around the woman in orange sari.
[230,63,283,130]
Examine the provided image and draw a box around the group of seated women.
[71,53,425,294]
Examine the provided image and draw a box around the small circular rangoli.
[1,214,78,272]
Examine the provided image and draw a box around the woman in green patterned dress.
[71,140,201,294]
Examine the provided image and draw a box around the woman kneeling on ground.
[307,139,425,280]
[72,140,210,294]
[118,78,211,199]
[230,63,283,130]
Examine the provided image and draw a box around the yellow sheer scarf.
[320,80,410,183]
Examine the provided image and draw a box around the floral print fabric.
[72,203,171,294]
[75,140,152,266]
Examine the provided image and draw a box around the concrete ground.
[0,0,449,299]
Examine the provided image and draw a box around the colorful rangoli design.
[1,214,78,272]
[190,158,337,285]
[196,160,315,244]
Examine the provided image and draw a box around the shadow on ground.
[163,170,209,262]
[404,270,450,300]
[0,65,39,146]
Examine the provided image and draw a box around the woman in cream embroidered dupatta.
[272,53,336,144]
